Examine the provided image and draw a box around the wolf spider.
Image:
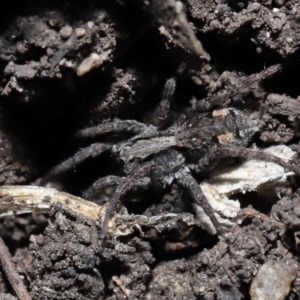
[42,68,300,238]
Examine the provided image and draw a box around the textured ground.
[1,0,300,299]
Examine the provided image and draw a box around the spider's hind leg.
[192,63,283,112]
[40,143,111,185]
[40,119,155,185]
[214,145,300,175]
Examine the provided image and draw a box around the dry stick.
[0,186,135,238]
[0,186,102,219]
[0,237,32,300]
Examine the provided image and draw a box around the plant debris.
[1,0,300,299]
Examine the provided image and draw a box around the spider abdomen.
[175,108,258,150]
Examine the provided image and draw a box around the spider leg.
[175,167,220,233]
[100,161,153,238]
[83,176,124,199]
[190,146,220,173]
[156,63,186,125]
[128,127,174,143]
[193,63,282,112]
[40,143,111,184]
[194,144,300,176]
[83,175,151,199]
[76,120,148,138]
[41,120,155,184]
[156,77,176,123]
[216,145,300,176]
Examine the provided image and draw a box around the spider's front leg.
[100,161,154,238]
[175,167,220,234]
[76,120,149,138]
[156,63,186,125]
[77,119,161,143]
[151,149,220,234]
[156,77,176,124]
[83,175,151,200]
[83,176,124,200]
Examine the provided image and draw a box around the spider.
[41,70,300,238]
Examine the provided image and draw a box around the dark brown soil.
[1,0,300,299]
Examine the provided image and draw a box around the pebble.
[75,28,86,38]
[77,53,108,76]
[250,260,297,300]
[60,25,73,39]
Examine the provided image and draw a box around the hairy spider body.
[43,99,300,238]
[175,108,258,149]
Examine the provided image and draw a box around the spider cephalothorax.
[41,74,300,238]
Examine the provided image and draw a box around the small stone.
[210,20,220,29]
[60,25,73,39]
[74,223,91,243]
[77,52,109,77]
[250,260,297,300]
[75,28,86,38]
[15,65,37,79]
[0,293,17,300]
[87,21,94,29]
[46,48,54,57]
[294,206,300,216]
[248,2,261,12]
